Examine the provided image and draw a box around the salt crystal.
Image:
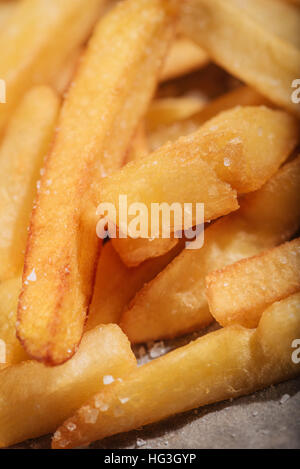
[149,341,166,359]
[224,157,231,167]
[83,407,99,424]
[103,375,114,385]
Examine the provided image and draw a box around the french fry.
[0,86,60,282]
[0,324,136,448]
[206,238,300,329]
[160,36,209,81]
[181,0,300,116]
[120,156,300,343]
[53,292,300,449]
[52,47,83,96]
[149,85,269,150]
[0,277,28,366]
[0,0,107,134]
[146,95,206,131]
[17,0,180,366]
[86,239,184,329]
[100,106,297,239]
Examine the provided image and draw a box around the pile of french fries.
[0,0,299,449]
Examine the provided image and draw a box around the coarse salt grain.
[27,269,37,282]
[103,375,114,385]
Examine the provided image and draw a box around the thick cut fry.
[0,86,60,282]
[0,0,107,134]
[86,239,184,329]
[149,85,269,150]
[160,36,209,81]
[17,0,180,366]
[0,277,28,366]
[53,293,300,449]
[0,324,136,448]
[146,96,206,131]
[120,156,300,342]
[207,238,300,329]
[181,0,300,116]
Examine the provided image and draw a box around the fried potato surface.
[0,277,28,366]
[0,0,107,134]
[17,0,179,366]
[53,293,300,449]
[181,0,300,116]
[0,86,60,282]
[0,324,136,448]
[86,239,184,329]
[207,238,300,329]
[120,156,300,342]
[160,36,209,82]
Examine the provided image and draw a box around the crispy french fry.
[86,239,184,329]
[206,238,300,329]
[120,156,300,343]
[53,292,300,449]
[0,0,107,134]
[17,0,180,366]
[149,85,269,150]
[52,47,83,96]
[0,277,28,366]
[0,324,136,448]
[146,95,206,131]
[160,36,209,81]
[0,86,60,282]
[100,106,297,238]
[181,0,300,116]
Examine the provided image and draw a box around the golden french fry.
[0,324,136,448]
[181,0,300,116]
[0,277,28,366]
[86,239,184,329]
[17,0,180,366]
[146,95,206,131]
[53,292,300,449]
[206,238,300,329]
[229,0,300,47]
[120,156,300,343]
[0,0,107,134]
[0,86,60,282]
[149,85,269,150]
[160,36,209,81]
